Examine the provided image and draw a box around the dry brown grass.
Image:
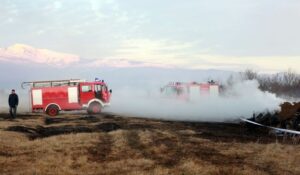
[0,113,299,175]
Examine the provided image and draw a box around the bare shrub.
[240,69,258,81]
[238,69,300,98]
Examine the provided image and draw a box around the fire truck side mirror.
[109,89,112,93]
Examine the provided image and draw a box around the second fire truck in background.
[160,81,220,101]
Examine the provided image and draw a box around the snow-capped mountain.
[0,44,173,68]
[0,44,80,66]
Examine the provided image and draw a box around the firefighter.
[8,89,19,118]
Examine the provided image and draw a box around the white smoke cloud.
[105,80,284,122]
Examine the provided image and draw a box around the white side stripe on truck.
[68,87,78,103]
[32,89,43,105]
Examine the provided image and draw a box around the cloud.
[0,1,19,24]
[89,0,129,23]
[114,38,201,63]
[0,43,299,73]
[110,38,300,73]
[89,0,107,19]
[84,58,174,68]
[195,55,300,73]
[53,1,62,10]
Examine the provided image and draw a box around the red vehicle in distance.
[22,79,111,116]
[160,81,220,101]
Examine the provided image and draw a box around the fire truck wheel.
[46,105,59,116]
[88,102,101,114]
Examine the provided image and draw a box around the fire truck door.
[94,84,109,102]
[94,84,102,100]
[79,85,94,104]
[101,86,109,102]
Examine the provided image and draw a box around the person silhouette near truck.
[8,89,19,118]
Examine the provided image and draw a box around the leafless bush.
[239,69,300,98]
[240,69,258,81]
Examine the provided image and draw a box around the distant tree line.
[240,69,300,98]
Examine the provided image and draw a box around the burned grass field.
[0,113,299,175]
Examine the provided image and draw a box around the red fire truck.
[22,79,111,116]
[160,81,220,101]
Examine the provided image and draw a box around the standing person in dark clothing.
[8,89,19,118]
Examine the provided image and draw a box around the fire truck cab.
[22,79,111,116]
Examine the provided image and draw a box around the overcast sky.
[1,0,300,72]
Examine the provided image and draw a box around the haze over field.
[0,51,284,121]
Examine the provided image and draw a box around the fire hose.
[241,118,300,135]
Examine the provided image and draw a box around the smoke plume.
[105,80,284,122]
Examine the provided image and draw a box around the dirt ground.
[0,113,299,175]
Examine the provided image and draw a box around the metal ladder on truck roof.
[21,79,86,89]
